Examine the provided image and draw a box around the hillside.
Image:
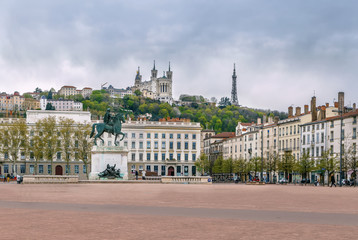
[81,90,287,133]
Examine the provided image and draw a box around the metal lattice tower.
[231,63,239,105]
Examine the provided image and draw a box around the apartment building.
[0,92,25,112]
[40,96,83,111]
[0,110,92,179]
[58,86,93,98]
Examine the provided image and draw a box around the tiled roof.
[211,132,235,138]
[326,109,358,121]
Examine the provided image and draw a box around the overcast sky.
[1,0,357,111]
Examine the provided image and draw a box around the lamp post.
[261,122,264,182]
[332,109,344,187]
[333,107,352,186]
[339,113,343,187]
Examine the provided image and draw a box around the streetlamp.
[332,108,344,187]
[261,122,264,182]
[333,107,352,186]
[255,118,264,182]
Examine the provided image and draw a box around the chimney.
[304,105,309,114]
[334,102,339,108]
[353,103,356,111]
[274,116,279,124]
[338,92,344,113]
[311,96,317,122]
[263,115,267,124]
[326,103,329,108]
[288,106,293,118]
[321,106,326,120]
[268,116,273,123]
[257,118,261,125]
[295,107,301,116]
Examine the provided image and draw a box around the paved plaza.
[1,183,358,239]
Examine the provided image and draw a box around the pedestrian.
[142,170,146,180]
[135,170,138,180]
[330,174,336,187]
[6,173,10,182]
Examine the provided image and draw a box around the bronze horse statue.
[90,113,126,146]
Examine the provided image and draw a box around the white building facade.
[40,96,83,111]
[95,119,202,177]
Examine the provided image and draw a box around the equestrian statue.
[90,108,130,146]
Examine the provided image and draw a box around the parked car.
[252,177,260,182]
[301,178,310,184]
[278,178,288,184]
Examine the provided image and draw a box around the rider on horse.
[104,108,114,134]
[90,107,131,146]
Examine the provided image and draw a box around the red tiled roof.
[211,132,235,138]
[61,86,76,88]
[326,109,358,121]
[240,123,252,126]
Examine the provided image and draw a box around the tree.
[345,144,357,185]
[218,97,231,109]
[23,93,33,99]
[317,150,338,186]
[244,159,253,181]
[250,157,262,178]
[58,118,75,175]
[45,103,55,110]
[266,151,279,183]
[212,155,224,174]
[42,117,59,174]
[134,90,142,96]
[0,120,28,175]
[48,90,53,99]
[35,87,42,93]
[30,120,45,174]
[210,97,217,104]
[222,158,234,174]
[296,152,315,185]
[74,123,93,179]
[195,154,210,175]
[278,153,295,181]
[234,158,246,182]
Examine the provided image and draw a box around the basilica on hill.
[132,61,173,103]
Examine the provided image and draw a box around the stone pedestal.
[90,146,129,180]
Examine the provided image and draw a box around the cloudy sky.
[1,0,357,111]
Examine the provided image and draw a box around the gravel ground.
[0,183,357,239]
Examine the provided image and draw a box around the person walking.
[330,174,336,187]
[135,170,138,180]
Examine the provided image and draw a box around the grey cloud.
[0,0,358,111]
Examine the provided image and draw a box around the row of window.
[302,123,325,132]
[279,125,299,136]
[131,165,196,176]
[131,153,197,162]
[128,133,196,140]
[302,132,325,145]
[27,152,87,160]
[130,141,196,150]
[1,164,87,174]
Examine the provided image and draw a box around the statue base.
[89,146,129,180]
